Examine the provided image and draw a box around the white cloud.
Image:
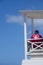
[6,15,24,25]
[6,15,32,25]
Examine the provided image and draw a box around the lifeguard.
[31,30,42,42]
[30,30,43,48]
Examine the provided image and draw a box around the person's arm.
[39,35,42,38]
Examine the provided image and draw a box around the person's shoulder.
[31,34,35,38]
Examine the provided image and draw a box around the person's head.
[34,30,39,34]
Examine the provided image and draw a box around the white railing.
[27,38,43,52]
[27,38,43,56]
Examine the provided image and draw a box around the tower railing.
[27,38,43,56]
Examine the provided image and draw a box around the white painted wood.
[22,58,43,65]
[24,15,27,59]
[20,10,43,19]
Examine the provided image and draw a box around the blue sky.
[0,0,43,65]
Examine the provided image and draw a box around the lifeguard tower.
[20,10,43,65]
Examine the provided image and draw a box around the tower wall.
[22,58,43,65]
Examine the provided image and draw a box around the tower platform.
[22,58,43,65]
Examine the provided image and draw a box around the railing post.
[31,18,34,35]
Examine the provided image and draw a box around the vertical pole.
[31,18,34,35]
[24,15,27,59]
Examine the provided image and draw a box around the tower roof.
[19,10,43,19]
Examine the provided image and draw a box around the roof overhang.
[19,10,43,19]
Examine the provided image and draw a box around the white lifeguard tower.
[20,10,43,65]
